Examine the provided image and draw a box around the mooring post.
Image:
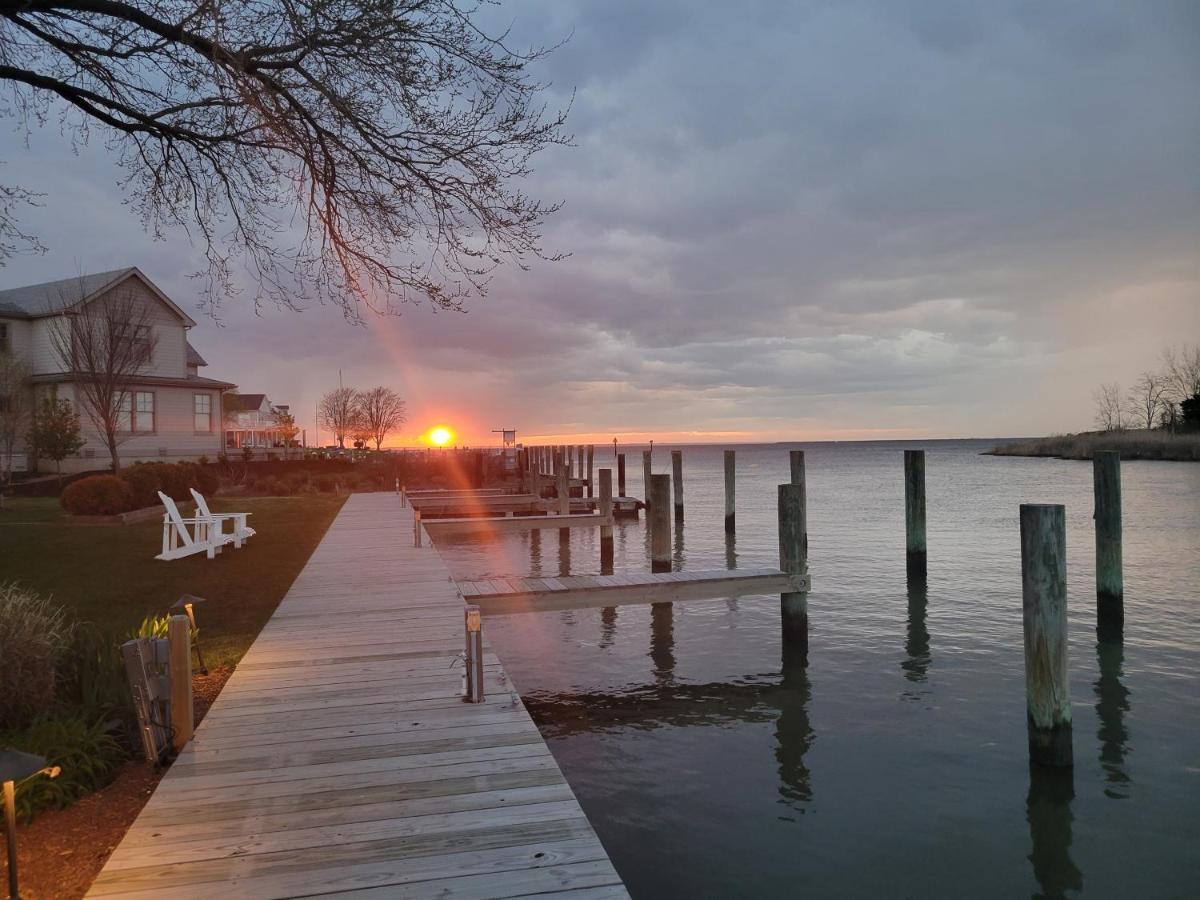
[599,468,614,567]
[650,473,672,573]
[790,449,805,486]
[557,461,570,515]
[617,453,627,496]
[1093,450,1123,639]
[671,449,684,523]
[413,508,423,547]
[724,449,736,533]
[778,483,808,644]
[642,450,653,510]
[586,445,595,498]
[904,449,927,579]
[167,614,193,752]
[1020,503,1073,768]
[577,444,585,481]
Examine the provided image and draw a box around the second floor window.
[194,393,211,432]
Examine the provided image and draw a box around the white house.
[223,393,293,451]
[0,267,235,473]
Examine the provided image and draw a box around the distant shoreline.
[986,430,1200,462]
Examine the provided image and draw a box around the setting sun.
[428,426,453,446]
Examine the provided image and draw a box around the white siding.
[39,383,224,473]
[0,317,32,357]
[27,317,60,374]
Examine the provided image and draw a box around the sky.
[1,0,1197,446]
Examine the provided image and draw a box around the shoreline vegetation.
[987,430,1200,462]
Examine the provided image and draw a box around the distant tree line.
[317,386,407,451]
[1094,344,1200,433]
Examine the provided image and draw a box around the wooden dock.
[460,568,808,614]
[87,492,627,899]
[423,512,612,536]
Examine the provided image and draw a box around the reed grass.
[988,430,1200,461]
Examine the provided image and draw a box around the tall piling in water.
[1093,451,1123,640]
[557,461,570,516]
[617,453,626,496]
[778,483,808,644]
[599,468,614,567]
[642,451,653,511]
[586,445,595,498]
[1020,503,1073,768]
[650,474,672,573]
[724,450,736,533]
[671,450,684,523]
[904,450,927,579]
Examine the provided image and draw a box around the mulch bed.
[0,667,234,899]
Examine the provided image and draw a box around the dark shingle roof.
[224,393,268,413]
[186,342,208,367]
[0,268,136,317]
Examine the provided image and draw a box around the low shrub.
[60,474,134,515]
[254,475,290,496]
[314,473,339,493]
[117,461,221,509]
[57,622,130,716]
[0,584,75,729]
[121,463,163,509]
[1,712,126,821]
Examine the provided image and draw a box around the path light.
[2,749,61,900]
[171,594,208,675]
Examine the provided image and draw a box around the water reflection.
[558,528,571,577]
[529,528,542,578]
[901,579,931,688]
[1094,641,1132,799]
[1026,766,1083,898]
[599,606,618,649]
[673,522,686,571]
[775,641,814,813]
[650,603,676,681]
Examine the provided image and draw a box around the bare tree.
[0,351,31,487]
[1093,383,1125,433]
[50,290,157,471]
[317,387,358,450]
[356,387,407,451]
[0,1,569,318]
[1162,344,1200,402]
[1126,372,1168,431]
[273,407,299,460]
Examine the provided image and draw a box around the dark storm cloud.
[1,1,1197,439]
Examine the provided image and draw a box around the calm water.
[435,441,1200,899]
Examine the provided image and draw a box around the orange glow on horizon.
[426,425,454,446]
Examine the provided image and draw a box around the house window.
[117,393,133,432]
[134,391,155,432]
[116,321,152,365]
[194,393,212,432]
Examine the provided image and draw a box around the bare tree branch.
[356,385,406,450]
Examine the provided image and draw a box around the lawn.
[0,494,346,668]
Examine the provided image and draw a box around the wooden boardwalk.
[88,492,627,899]
[460,569,808,614]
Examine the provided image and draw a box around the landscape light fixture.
[2,749,61,900]
[171,594,209,674]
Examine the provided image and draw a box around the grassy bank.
[988,430,1200,462]
[0,494,346,668]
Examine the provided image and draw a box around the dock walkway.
[88,492,626,899]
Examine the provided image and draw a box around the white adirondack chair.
[189,489,255,548]
[156,492,232,560]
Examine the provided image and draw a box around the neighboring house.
[224,393,292,451]
[0,267,235,473]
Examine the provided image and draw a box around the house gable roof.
[186,342,208,367]
[224,393,269,413]
[0,267,198,327]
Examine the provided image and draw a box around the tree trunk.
[106,429,121,472]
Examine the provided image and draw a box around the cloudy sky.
[2,0,1197,445]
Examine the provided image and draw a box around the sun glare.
[429,426,453,446]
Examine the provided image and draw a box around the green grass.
[0,495,346,668]
[989,430,1200,462]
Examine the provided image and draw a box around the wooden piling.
[1020,503,1073,768]
[586,445,595,498]
[168,614,193,752]
[904,449,927,578]
[724,450,736,533]
[577,444,585,481]
[413,508,422,547]
[671,450,684,523]
[617,453,627,496]
[649,473,671,572]
[1093,451,1123,638]
[599,468,614,566]
[642,450,652,510]
[778,483,808,643]
[790,449,805,485]
[557,462,570,515]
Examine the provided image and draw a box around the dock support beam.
[643,451,653,512]
[779,483,808,645]
[1093,451,1123,640]
[599,468,614,568]
[1020,503,1073,768]
[724,450,736,533]
[617,453,626,497]
[671,450,684,523]
[413,508,422,547]
[168,614,193,753]
[587,445,595,498]
[650,474,672,573]
[557,462,570,516]
[904,450,927,579]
